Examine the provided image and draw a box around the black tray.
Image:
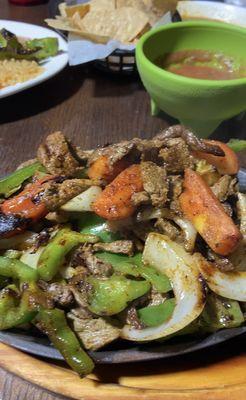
[0,326,246,364]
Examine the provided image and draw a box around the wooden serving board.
[0,342,246,399]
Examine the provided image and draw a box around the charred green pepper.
[0,256,50,329]
[138,299,176,327]
[35,308,94,376]
[0,283,37,329]
[96,252,171,293]
[0,29,58,62]
[87,274,151,316]
[38,228,98,281]
[0,161,45,198]
[199,292,244,332]
[0,256,38,283]
[78,213,121,243]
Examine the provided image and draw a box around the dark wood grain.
[0,0,245,398]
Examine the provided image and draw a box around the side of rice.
[0,59,43,89]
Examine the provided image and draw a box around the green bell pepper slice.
[96,252,171,293]
[35,308,94,376]
[0,256,38,283]
[0,257,45,329]
[38,228,98,281]
[87,274,151,316]
[138,298,176,327]
[78,213,121,243]
[25,38,59,61]
[0,283,37,329]
[199,292,244,332]
[0,161,45,198]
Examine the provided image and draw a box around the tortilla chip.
[116,0,148,13]
[113,7,149,42]
[58,2,67,18]
[65,4,90,19]
[78,9,118,38]
[78,6,148,43]
[143,0,178,25]
[90,0,116,11]
[71,12,110,43]
[45,17,108,43]
[45,18,75,31]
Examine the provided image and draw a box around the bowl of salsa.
[136,21,246,136]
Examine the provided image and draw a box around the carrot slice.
[193,140,239,175]
[88,155,130,183]
[179,169,242,256]
[92,164,143,220]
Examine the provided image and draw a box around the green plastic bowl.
[136,21,246,137]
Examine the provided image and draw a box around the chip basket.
[93,48,137,75]
[49,0,182,75]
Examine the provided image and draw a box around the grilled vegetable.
[38,228,98,281]
[25,37,59,60]
[93,164,143,220]
[61,186,102,212]
[196,253,246,302]
[179,169,242,256]
[0,256,38,283]
[88,155,129,182]
[87,274,151,316]
[96,252,171,293]
[193,140,239,175]
[35,308,94,377]
[0,175,53,227]
[0,257,39,329]
[200,292,244,332]
[121,233,205,341]
[78,213,121,242]
[0,284,37,330]
[0,161,45,198]
[138,299,176,327]
[0,29,58,62]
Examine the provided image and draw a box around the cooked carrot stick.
[193,140,239,175]
[1,175,53,221]
[88,155,130,183]
[179,169,242,256]
[92,164,143,220]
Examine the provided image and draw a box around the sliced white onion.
[136,208,170,222]
[136,208,197,252]
[121,233,205,341]
[61,186,102,212]
[227,193,246,271]
[20,246,44,269]
[196,253,246,302]
[20,229,58,269]
[173,217,197,252]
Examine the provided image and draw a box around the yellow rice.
[0,59,43,89]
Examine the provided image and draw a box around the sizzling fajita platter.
[0,126,245,376]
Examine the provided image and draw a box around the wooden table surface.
[0,0,245,398]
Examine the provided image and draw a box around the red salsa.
[156,49,246,80]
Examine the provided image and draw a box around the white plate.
[0,20,68,99]
[177,1,246,27]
